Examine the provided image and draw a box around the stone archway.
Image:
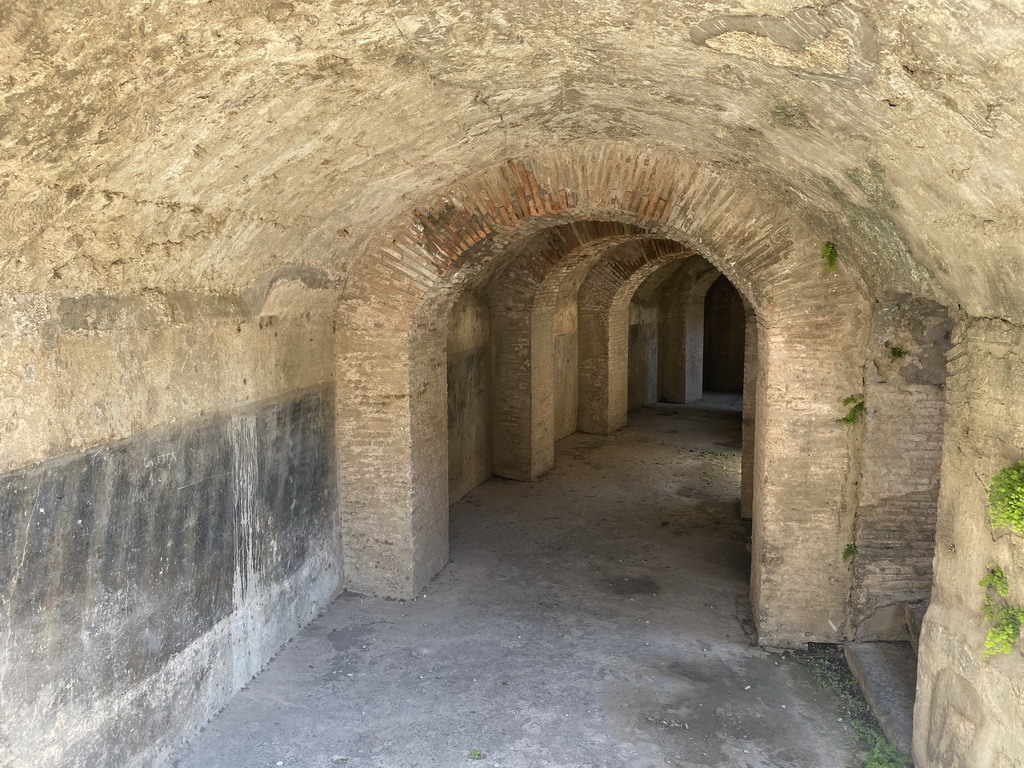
[657,256,724,405]
[576,239,689,435]
[336,144,869,648]
[484,222,657,482]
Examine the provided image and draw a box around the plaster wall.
[0,291,336,475]
[0,292,339,767]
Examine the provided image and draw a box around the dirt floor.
[174,398,868,768]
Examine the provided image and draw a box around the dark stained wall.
[0,385,339,768]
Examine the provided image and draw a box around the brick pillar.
[658,259,719,403]
[334,298,448,599]
[741,302,758,520]
[578,271,629,435]
[578,245,687,433]
[489,293,556,481]
[749,308,864,646]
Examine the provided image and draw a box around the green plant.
[979,467,1024,659]
[983,606,1024,659]
[842,543,858,561]
[988,461,1024,536]
[841,395,866,425]
[791,647,910,768]
[822,241,838,270]
[467,749,485,760]
[863,730,912,768]
[980,564,1024,659]
[980,565,1009,598]
[889,346,908,359]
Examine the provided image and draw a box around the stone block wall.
[914,317,1024,768]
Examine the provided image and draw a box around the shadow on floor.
[175,402,867,768]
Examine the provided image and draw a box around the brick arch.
[487,223,687,481]
[336,144,869,650]
[576,240,691,434]
[341,145,815,327]
[658,257,730,404]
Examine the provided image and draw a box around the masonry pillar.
[489,292,556,481]
[741,302,758,520]
[334,299,448,599]
[659,260,719,404]
[749,305,864,646]
[578,271,630,435]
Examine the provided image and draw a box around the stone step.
[844,641,917,758]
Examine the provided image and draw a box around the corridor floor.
[175,399,866,768]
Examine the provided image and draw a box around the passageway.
[176,401,864,768]
[5,5,1022,765]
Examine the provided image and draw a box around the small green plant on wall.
[822,241,838,271]
[983,606,1024,658]
[841,395,866,425]
[988,460,1024,536]
[980,565,1024,659]
[979,464,1024,659]
[889,346,908,359]
[980,565,1009,597]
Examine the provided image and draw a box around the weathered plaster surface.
[0,387,339,767]
[0,291,335,474]
[0,1,1021,316]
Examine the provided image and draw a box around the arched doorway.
[335,146,870,648]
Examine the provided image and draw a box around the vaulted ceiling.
[1,1,1021,317]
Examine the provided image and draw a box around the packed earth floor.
[175,399,868,768]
